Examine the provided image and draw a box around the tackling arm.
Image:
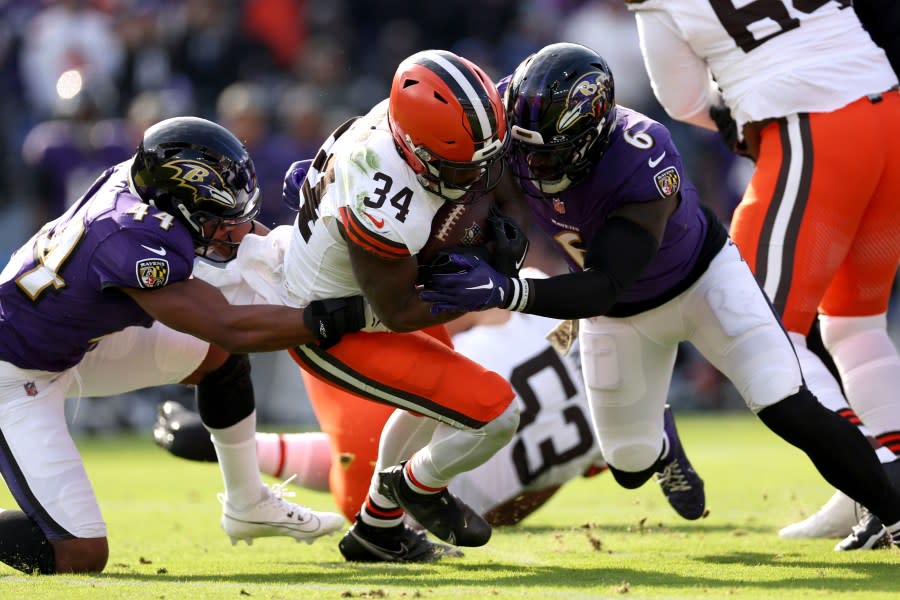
[123,278,366,352]
[421,194,678,319]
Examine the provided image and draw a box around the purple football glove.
[420,252,511,313]
[282,159,313,211]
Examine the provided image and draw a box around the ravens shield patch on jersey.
[136,258,170,289]
[653,166,680,198]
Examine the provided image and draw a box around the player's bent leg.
[372,402,519,547]
[196,351,344,546]
[756,387,900,550]
[298,332,516,550]
[581,315,705,520]
[0,369,111,573]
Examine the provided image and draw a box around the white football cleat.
[779,489,860,540]
[219,477,345,546]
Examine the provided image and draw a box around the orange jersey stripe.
[339,207,410,259]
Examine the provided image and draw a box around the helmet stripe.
[419,52,496,146]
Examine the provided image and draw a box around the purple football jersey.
[0,161,196,371]
[523,107,710,304]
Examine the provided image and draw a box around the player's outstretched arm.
[123,279,367,352]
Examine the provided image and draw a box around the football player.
[0,117,368,575]
[190,49,531,562]
[626,0,900,550]
[419,43,900,553]
[278,49,532,563]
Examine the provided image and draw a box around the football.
[417,193,495,265]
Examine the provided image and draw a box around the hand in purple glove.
[420,252,511,313]
[282,159,313,211]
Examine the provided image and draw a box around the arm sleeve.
[635,10,719,131]
[522,217,659,320]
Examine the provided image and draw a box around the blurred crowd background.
[1,0,894,432]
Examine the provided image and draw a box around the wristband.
[504,278,532,312]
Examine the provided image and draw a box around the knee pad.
[196,354,254,429]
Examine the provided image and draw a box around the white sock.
[821,315,900,435]
[256,432,331,491]
[207,411,264,510]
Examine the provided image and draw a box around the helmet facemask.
[509,112,615,197]
[189,186,260,262]
[131,116,261,263]
[504,43,617,199]
[388,49,510,205]
[404,133,509,204]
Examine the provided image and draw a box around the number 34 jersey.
[282,99,444,307]
[0,161,195,372]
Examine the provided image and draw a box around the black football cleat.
[834,507,890,551]
[339,516,463,562]
[378,461,491,547]
[656,405,706,520]
[153,401,218,462]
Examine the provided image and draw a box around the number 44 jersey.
[0,161,195,372]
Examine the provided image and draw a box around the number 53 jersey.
[449,311,604,515]
[282,99,444,306]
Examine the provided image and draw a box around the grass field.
[0,411,897,599]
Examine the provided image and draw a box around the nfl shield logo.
[553,198,566,214]
[24,382,38,397]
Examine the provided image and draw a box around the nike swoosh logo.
[140,244,167,256]
[466,281,494,291]
[648,152,666,168]
[363,212,385,228]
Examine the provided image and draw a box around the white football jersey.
[282,99,444,307]
[192,225,297,306]
[629,0,898,133]
[448,313,605,514]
